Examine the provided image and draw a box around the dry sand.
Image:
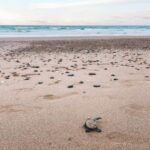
[0,37,150,150]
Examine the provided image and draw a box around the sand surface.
[0,37,150,150]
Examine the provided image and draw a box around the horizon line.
[0,24,150,26]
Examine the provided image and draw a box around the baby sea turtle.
[83,117,102,133]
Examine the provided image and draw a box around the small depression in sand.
[120,79,147,87]
[43,92,78,101]
[121,103,150,117]
[0,104,42,114]
[0,105,23,113]
[106,131,150,144]
[48,80,62,86]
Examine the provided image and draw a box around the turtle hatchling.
[83,117,102,133]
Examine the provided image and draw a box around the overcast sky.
[0,0,150,25]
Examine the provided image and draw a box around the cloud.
[0,9,35,25]
[31,0,127,9]
[0,10,22,24]
[1,0,150,25]
[31,0,150,9]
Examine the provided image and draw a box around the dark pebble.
[79,81,84,84]
[34,70,38,72]
[89,73,96,76]
[65,71,70,74]
[111,74,115,77]
[93,85,101,88]
[24,77,30,80]
[114,78,118,81]
[16,60,20,63]
[58,59,63,63]
[5,76,10,79]
[67,85,74,88]
[81,67,86,70]
[68,74,74,77]
[32,66,40,69]
[68,137,72,141]
[38,82,43,84]
[12,72,19,77]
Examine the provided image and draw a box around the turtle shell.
[85,118,97,129]
[83,117,102,132]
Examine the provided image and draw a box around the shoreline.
[1,35,150,41]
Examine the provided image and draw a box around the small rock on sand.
[89,73,96,76]
[113,78,118,81]
[111,74,115,77]
[67,85,74,88]
[5,76,10,79]
[38,82,43,85]
[79,81,84,84]
[58,59,63,63]
[12,72,19,77]
[24,77,30,80]
[93,85,101,88]
[68,74,74,77]
[145,76,149,78]
[31,66,40,69]
[16,60,20,63]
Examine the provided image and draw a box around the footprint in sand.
[15,88,33,92]
[121,79,149,87]
[121,104,150,117]
[106,132,131,143]
[0,104,42,114]
[120,80,137,87]
[106,132,150,144]
[0,105,23,113]
[43,92,78,101]
[14,88,33,94]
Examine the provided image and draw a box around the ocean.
[0,25,150,37]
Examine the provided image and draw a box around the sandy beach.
[0,37,150,150]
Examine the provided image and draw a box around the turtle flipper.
[85,128,102,133]
[93,117,102,121]
[85,128,92,132]
[95,128,102,132]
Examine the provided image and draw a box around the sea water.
[0,25,150,37]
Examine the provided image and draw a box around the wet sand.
[0,37,150,150]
